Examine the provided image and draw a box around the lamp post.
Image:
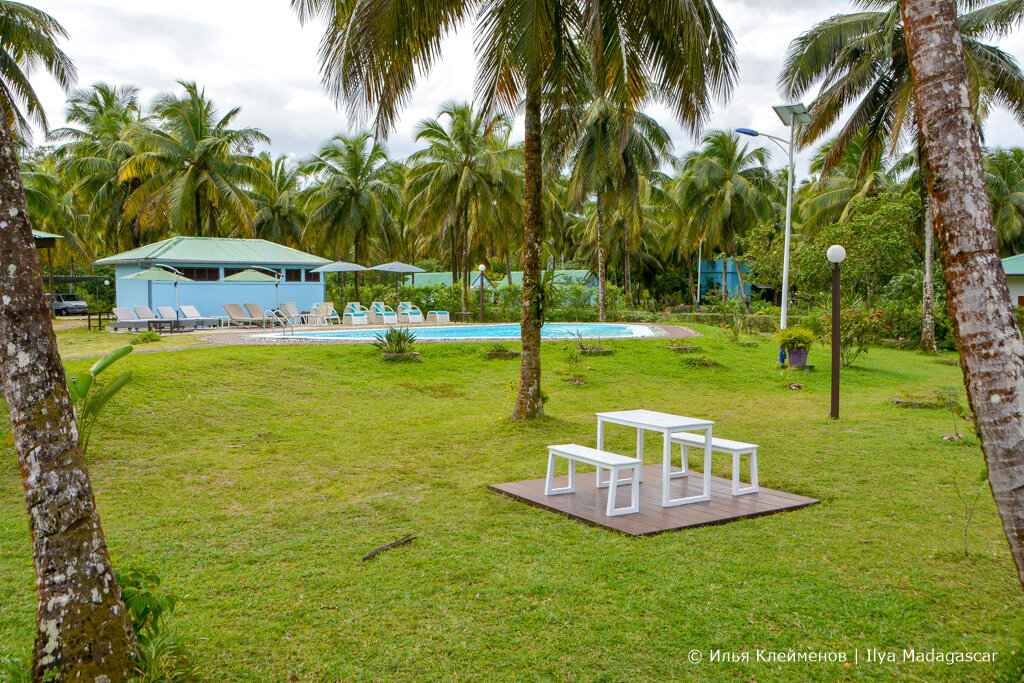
[103,279,110,311]
[478,264,486,323]
[154,263,187,318]
[826,244,846,419]
[737,102,811,364]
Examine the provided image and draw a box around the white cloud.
[28,0,1024,173]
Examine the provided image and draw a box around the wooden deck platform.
[489,464,818,536]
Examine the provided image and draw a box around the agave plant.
[373,327,417,355]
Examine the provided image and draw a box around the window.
[304,269,321,283]
[285,269,302,282]
[178,267,219,282]
[223,267,246,278]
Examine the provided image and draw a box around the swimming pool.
[262,322,657,342]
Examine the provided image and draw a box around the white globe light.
[478,264,486,272]
[103,280,110,286]
[826,244,847,264]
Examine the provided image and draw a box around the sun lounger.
[426,311,450,323]
[223,303,261,327]
[370,301,398,324]
[398,302,424,324]
[132,306,172,331]
[319,302,341,324]
[180,305,220,329]
[279,302,304,324]
[156,306,194,330]
[243,303,286,328]
[111,307,149,331]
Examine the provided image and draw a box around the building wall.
[114,263,327,317]
[697,258,750,301]
[1007,275,1024,307]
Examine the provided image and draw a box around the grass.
[55,326,209,358]
[1,325,1021,681]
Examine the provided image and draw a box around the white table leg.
[596,418,606,488]
[635,428,644,483]
[662,427,713,506]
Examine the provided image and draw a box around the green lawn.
[55,325,211,358]
[1,326,1021,681]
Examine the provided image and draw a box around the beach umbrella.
[311,261,367,309]
[221,268,281,307]
[369,261,426,290]
[120,267,193,312]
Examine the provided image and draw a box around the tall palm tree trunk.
[596,188,607,322]
[921,199,937,351]
[0,116,137,679]
[623,224,634,310]
[513,82,545,420]
[733,251,750,312]
[721,259,727,298]
[904,0,1024,589]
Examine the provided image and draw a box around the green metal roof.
[1003,253,1024,276]
[499,270,596,287]
[405,272,454,287]
[94,237,330,267]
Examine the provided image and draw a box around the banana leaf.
[83,372,133,420]
[90,345,133,377]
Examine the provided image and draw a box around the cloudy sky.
[28,0,1024,170]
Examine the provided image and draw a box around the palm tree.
[903,0,1024,594]
[301,132,400,299]
[292,0,736,419]
[984,147,1024,255]
[0,1,76,135]
[780,0,1024,351]
[251,153,305,248]
[676,131,777,309]
[559,96,672,318]
[20,150,91,264]
[120,82,269,238]
[407,102,520,312]
[51,83,148,252]
[0,4,138,679]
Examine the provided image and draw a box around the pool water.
[263,322,656,342]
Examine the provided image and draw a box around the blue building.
[94,237,330,317]
[697,258,751,301]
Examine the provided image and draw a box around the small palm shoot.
[66,344,133,453]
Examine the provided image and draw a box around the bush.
[130,331,162,344]
[671,312,778,333]
[820,308,884,367]
[776,327,815,351]
[679,354,719,368]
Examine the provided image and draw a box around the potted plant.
[374,327,419,361]
[572,331,613,356]
[777,327,815,367]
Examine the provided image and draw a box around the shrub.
[679,354,718,368]
[776,327,815,351]
[373,327,417,355]
[129,331,162,344]
[820,308,884,367]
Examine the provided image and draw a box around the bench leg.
[605,464,640,516]
[670,443,690,480]
[732,449,759,495]
[545,452,576,495]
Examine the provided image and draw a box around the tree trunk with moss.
[903,0,1024,589]
[512,81,545,420]
[921,199,937,351]
[0,116,137,680]
[596,188,607,322]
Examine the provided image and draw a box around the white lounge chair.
[320,302,341,324]
[426,310,450,323]
[279,302,304,324]
[111,307,148,331]
[342,302,368,326]
[398,301,424,324]
[156,306,192,330]
[180,305,220,329]
[370,301,398,324]
[243,303,286,328]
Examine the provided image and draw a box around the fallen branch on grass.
[363,533,417,561]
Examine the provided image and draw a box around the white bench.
[670,433,758,496]
[545,444,642,516]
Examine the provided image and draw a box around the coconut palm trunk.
[903,0,1024,588]
[596,188,607,322]
[623,225,634,310]
[921,200,937,351]
[0,116,137,679]
[513,83,545,420]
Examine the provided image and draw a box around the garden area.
[1,325,1020,681]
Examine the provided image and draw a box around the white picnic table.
[596,409,713,506]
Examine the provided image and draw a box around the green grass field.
[1,326,1021,681]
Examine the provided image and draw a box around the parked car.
[48,293,89,316]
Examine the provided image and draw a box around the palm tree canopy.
[779,0,1024,173]
[0,1,76,134]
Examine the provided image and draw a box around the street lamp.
[826,244,846,419]
[737,102,811,363]
[478,264,486,323]
[103,279,110,311]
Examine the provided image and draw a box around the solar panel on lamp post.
[736,102,811,364]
